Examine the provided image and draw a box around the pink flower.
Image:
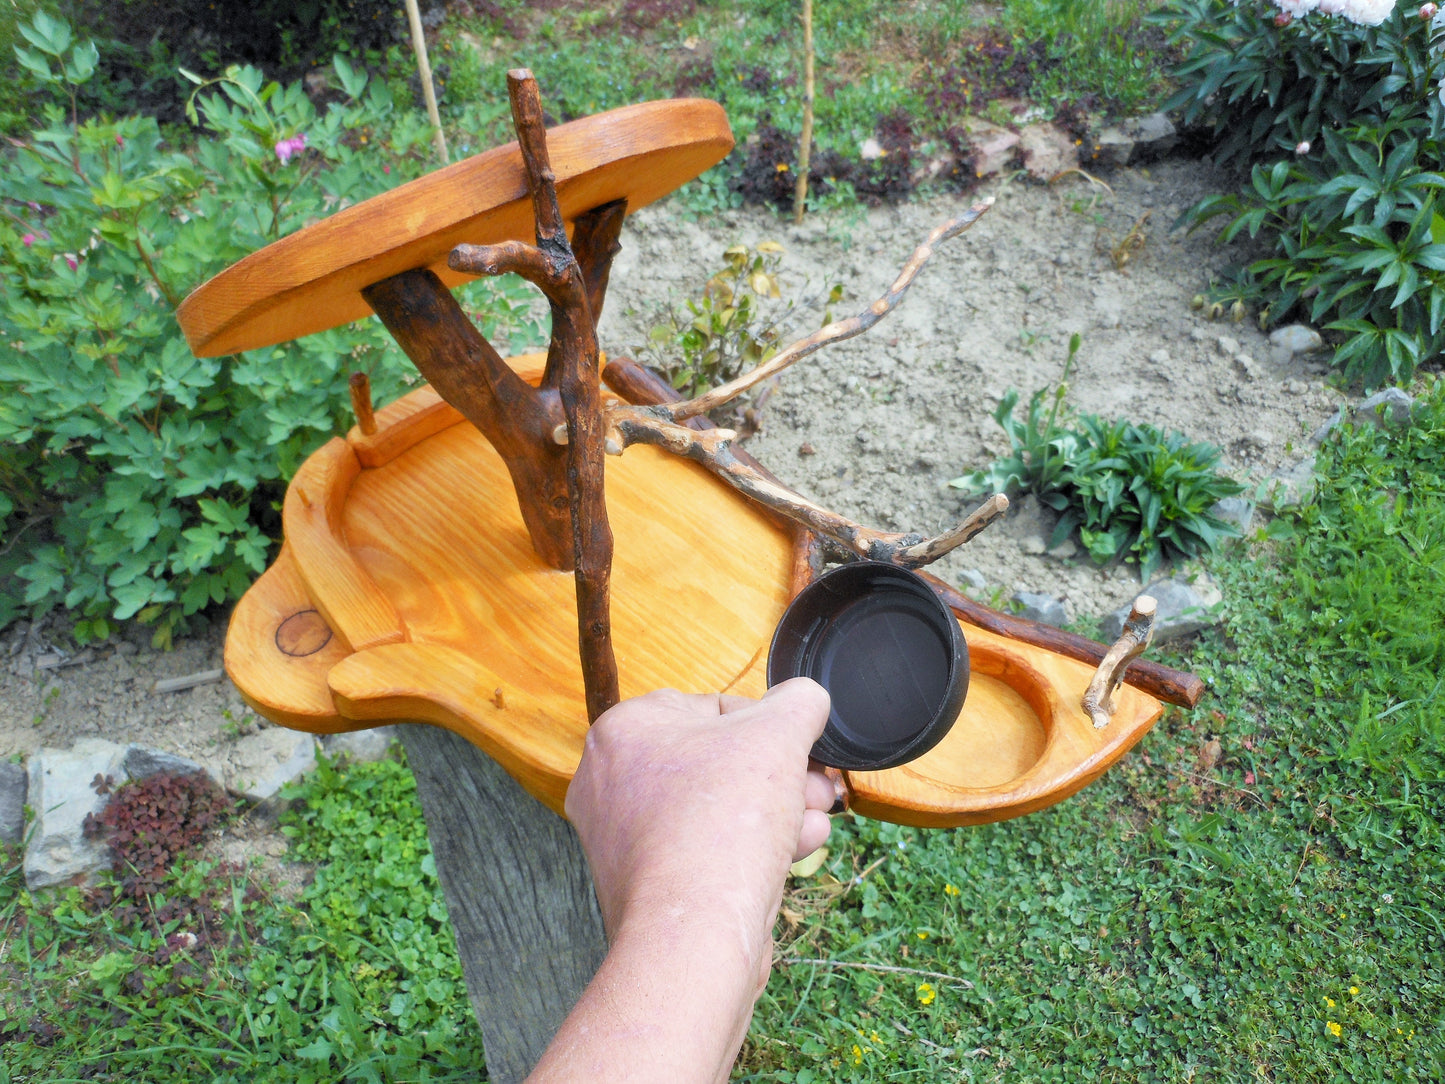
[1421,2,1438,16]
[115,133,124,146]
[21,233,35,246]
[1295,140,1312,154]
[64,253,78,270]
[274,133,308,164]
[1244,771,1256,786]
[382,164,391,174]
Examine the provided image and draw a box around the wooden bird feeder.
[180,73,1203,829]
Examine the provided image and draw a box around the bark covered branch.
[606,400,1007,566]
[445,68,619,721]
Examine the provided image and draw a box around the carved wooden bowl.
[225,358,1164,827]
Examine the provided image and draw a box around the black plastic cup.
[767,562,969,771]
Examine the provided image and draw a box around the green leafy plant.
[0,16,543,644]
[639,241,840,404]
[1159,0,1445,386]
[951,333,1244,578]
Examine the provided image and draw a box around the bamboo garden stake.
[794,0,815,225]
[404,0,449,163]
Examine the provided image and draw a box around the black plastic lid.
[767,562,968,771]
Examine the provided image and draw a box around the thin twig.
[669,201,993,421]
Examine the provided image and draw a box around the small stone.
[1210,496,1255,536]
[1352,388,1415,428]
[1189,327,1210,343]
[0,761,26,847]
[1264,456,1318,510]
[1233,354,1259,379]
[1308,409,1344,446]
[957,568,988,591]
[1268,324,1325,356]
[1099,574,1222,643]
[1147,349,1170,366]
[1283,379,1308,395]
[320,728,398,764]
[25,740,129,890]
[1121,112,1177,161]
[1017,123,1079,180]
[1047,537,1079,560]
[1090,127,1135,170]
[1216,335,1240,357]
[798,442,816,456]
[124,744,217,785]
[1011,591,1069,629]
[965,122,1021,178]
[224,728,317,802]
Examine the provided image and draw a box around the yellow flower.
[1326,1021,1342,1037]
[944,883,961,897]
[775,162,789,172]
[916,930,929,940]
[917,982,936,1005]
[1349,985,1360,996]
[851,1043,864,1065]
[1325,997,1335,1008]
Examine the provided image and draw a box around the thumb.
[758,677,831,747]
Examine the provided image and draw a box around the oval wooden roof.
[177,98,733,357]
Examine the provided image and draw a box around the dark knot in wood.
[275,609,333,657]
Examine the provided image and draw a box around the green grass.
[0,753,486,1082]
[741,377,1445,1081]
[425,0,1175,213]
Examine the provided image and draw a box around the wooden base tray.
[226,357,1165,827]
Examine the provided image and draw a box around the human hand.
[533,680,835,1082]
[564,678,835,949]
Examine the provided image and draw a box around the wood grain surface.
[227,375,1166,825]
[176,99,732,356]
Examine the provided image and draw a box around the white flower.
[1318,0,1348,13]
[1295,140,1312,153]
[1275,0,1321,15]
[1339,0,1397,23]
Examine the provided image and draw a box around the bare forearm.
[527,913,764,1082]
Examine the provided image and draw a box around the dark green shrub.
[1159,1,1445,387]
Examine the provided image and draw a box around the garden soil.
[1,158,1347,779]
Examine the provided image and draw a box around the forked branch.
[446,69,619,722]
[602,204,1002,567]
[606,402,1008,566]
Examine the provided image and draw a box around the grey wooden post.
[398,725,606,1082]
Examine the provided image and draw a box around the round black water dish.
[767,562,968,771]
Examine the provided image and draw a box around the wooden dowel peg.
[350,371,378,435]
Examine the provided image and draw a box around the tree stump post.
[398,725,606,1082]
